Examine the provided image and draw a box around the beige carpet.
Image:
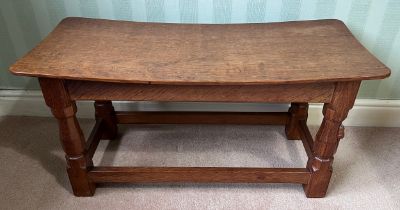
[0,116,399,210]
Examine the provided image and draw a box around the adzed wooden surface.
[115,111,289,125]
[304,81,361,198]
[10,17,390,85]
[37,78,367,198]
[88,167,310,184]
[11,17,391,198]
[39,78,95,196]
[67,80,335,103]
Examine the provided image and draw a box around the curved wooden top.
[10,17,390,85]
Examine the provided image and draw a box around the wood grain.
[10,17,390,84]
[88,167,311,184]
[285,103,309,140]
[67,80,335,103]
[85,118,103,159]
[298,120,314,159]
[304,81,361,198]
[94,101,118,140]
[39,78,96,196]
[115,111,289,125]
[10,16,389,197]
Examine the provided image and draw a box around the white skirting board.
[1,90,399,127]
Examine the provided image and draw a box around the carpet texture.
[0,116,399,210]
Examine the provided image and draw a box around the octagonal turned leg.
[94,100,118,140]
[39,78,96,196]
[304,81,360,198]
[285,103,309,140]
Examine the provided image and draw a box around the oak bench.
[10,17,390,198]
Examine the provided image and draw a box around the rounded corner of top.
[59,17,80,25]
[8,64,20,76]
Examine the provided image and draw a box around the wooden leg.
[39,78,95,196]
[94,100,118,140]
[285,103,308,140]
[304,81,360,198]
